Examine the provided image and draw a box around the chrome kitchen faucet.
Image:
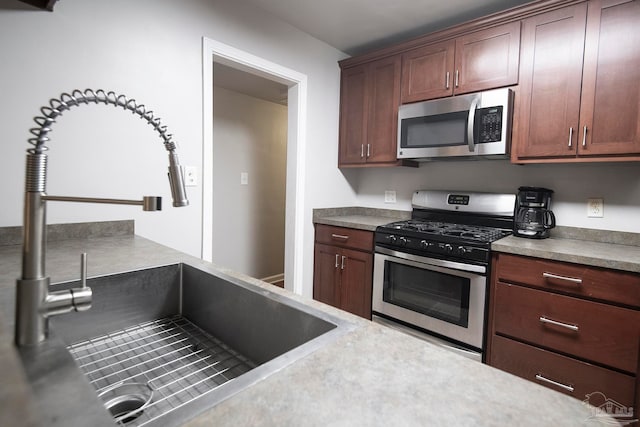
[15,89,189,347]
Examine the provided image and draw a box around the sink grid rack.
[66,315,256,426]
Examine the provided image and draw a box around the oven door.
[372,247,487,350]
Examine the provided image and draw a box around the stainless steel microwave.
[397,88,514,160]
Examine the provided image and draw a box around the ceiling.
[214,62,289,105]
[219,0,535,105]
[233,0,534,55]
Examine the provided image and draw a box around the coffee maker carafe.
[513,187,556,239]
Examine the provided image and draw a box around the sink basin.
[50,263,354,426]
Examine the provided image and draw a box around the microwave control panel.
[475,106,503,143]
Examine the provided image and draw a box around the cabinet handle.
[454,69,459,88]
[535,374,575,393]
[331,233,349,241]
[361,144,364,158]
[582,125,588,147]
[445,71,450,90]
[341,256,346,270]
[542,272,582,285]
[367,144,371,158]
[539,316,579,332]
[568,127,573,148]
[335,254,340,268]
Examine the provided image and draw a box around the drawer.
[490,335,636,409]
[493,282,640,373]
[315,224,373,252]
[494,253,640,308]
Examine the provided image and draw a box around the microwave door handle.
[467,97,479,152]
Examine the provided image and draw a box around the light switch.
[240,172,248,185]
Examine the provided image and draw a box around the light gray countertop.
[313,207,410,231]
[492,234,640,273]
[0,224,618,426]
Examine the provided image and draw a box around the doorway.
[212,63,288,286]
[201,38,308,294]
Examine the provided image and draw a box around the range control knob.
[444,244,453,253]
[420,240,429,249]
[388,235,397,244]
[399,237,408,246]
[457,246,467,255]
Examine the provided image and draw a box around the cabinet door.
[579,0,640,156]
[513,4,587,160]
[339,247,373,319]
[313,243,340,308]
[339,64,368,165]
[454,21,521,95]
[401,40,455,103]
[366,55,402,164]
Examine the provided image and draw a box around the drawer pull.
[331,234,350,240]
[335,254,340,268]
[341,255,346,270]
[542,272,583,285]
[535,374,574,393]
[539,316,579,332]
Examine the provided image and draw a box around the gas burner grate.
[382,220,510,243]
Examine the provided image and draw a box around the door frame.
[201,37,308,295]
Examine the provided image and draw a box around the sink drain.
[98,382,153,424]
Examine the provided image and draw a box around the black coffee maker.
[513,187,556,239]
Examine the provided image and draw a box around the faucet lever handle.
[81,252,87,289]
[72,252,92,312]
[43,254,92,316]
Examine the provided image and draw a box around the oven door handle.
[424,333,482,361]
[375,246,487,275]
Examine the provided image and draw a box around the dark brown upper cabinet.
[339,0,640,166]
[401,22,521,103]
[339,55,416,167]
[513,0,640,162]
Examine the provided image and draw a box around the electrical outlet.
[587,198,604,218]
[384,191,396,204]
[184,166,197,187]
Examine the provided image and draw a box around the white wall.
[0,0,356,296]
[212,86,286,279]
[349,160,640,233]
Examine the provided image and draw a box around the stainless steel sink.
[50,263,354,426]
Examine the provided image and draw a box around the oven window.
[383,261,470,327]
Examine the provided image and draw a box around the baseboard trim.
[260,273,285,284]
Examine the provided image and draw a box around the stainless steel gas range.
[372,190,515,362]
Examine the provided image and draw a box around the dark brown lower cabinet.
[313,225,373,319]
[487,253,640,423]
